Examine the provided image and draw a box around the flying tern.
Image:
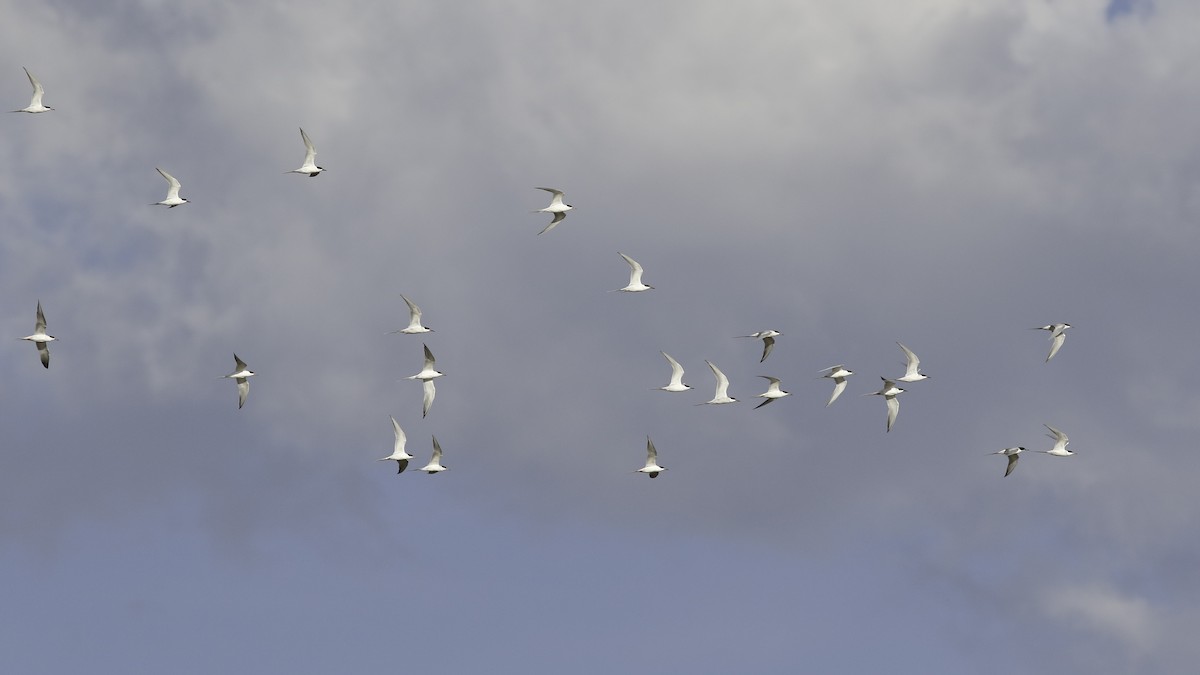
[1037,424,1073,456]
[895,342,929,382]
[991,446,1027,477]
[419,436,448,473]
[12,67,52,113]
[1033,323,1071,362]
[532,187,572,235]
[390,294,433,334]
[738,330,781,363]
[700,360,737,404]
[818,365,853,406]
[407,344,444,381]
[221,354,255,409]
[613,252,653,292]
[380,416,414,474]
[20,301,55,369]
[152,168,188,207]
[753,376,790,409]
[636,437,666,478]
[287,127,324,176]
[865,377,905,432]
[656,351,692,392]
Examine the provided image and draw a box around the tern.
[390,294,433,334]
[738,330,781,363]
[221,354,255,409]
[421,379,436,418]
[636,436,666,478]
[419,436,448,474]
[287,127,324,176]
[532,187,572,235]
[991,446,1027,477]
[656,351,692,392]
[380,416,414,474]
[753,376,790,409]
[1033,323,1071,362]
[20,301,55,369]
[407,344,444,381]
[864,378,905,432]
[700,360,738,404]
[613,252,653,292]
[12,67,52,113]
[895,342,929,382]
[1037,424,1074,457]
[152,168,188,207]
[818,365,853,406]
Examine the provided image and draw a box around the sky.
[0,0,1196,672]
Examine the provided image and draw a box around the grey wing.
[760,336,775,362]
[34,302,47,333]
[236,377,249,409]
[537,211,566,235]
[1046,333,1066,361]
[37,342,49,369]
[422,379,436,418]
[1004,453,1019,477]
[885,395,899,432]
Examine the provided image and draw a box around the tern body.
[533,187,573,235]
[153,168,188,207]
[865,378,905,432]
[753,376,790,409]
[636,437,666,478]
[407,344,444,381]
[1034,323,1071,362]
[380,416,414,474]
[991,446,1027,477]
[657,351,692,392]
[895,342,929,382]
[13,67,52,113]
[738,330,781,363]
[818,365,853,406]
[1037,424,1073,456]
[20,301,55,369]
[391,294,432,334]
[419,436,448,473]
[701,360,737,404]
[614,252,653,292]
[287,127,324,176]
[222,354,255,409]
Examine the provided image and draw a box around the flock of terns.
[12,66,1076,479]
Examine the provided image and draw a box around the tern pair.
[379,417,448,474]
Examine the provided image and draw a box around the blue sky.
[2,1,1198,672]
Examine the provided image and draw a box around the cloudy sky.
[1,0,1195,672]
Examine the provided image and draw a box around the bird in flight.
[532,187,573,235]
[700,360,738,405]
[390,294,433,334]
[407,344,444,381]
[613,252,653,292]
[419,436,448,474]
[153,168,189,207]
[991,446,1026,477]
[287,127,325,177]
[818,365,853,406]
[12,67,52,113]
[636,437,667,478]
[895,342,929,382]
[738,330,781,363]
[380,416,414,474]
[1033,323,1071,362]
[865,378,905,432]
[20,301,55,369]
[656,351,692,392]
[1037,424,1073,457]
[753,376,790,409]
[221,354,255,409]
